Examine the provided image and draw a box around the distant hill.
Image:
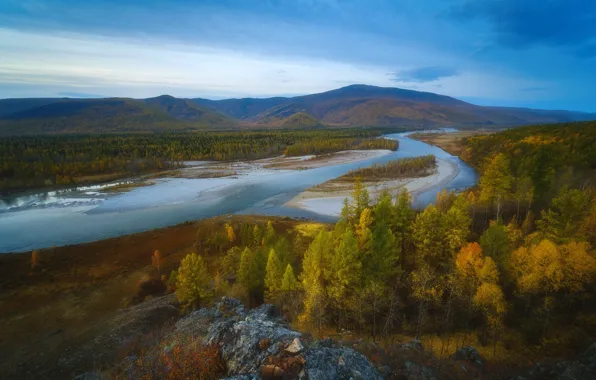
[1,85,594,135]
[0,97,236,135]
[195,84,595,129]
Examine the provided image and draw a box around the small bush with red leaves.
[110,335,226,380]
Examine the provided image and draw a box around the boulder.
[453,346,484,366]
[178,297,382,379]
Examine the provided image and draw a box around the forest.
[146,122,596,373]
[342,154,436,181]
[0,129,397,193]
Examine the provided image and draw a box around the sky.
[0,0,595,111]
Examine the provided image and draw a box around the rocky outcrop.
[176,297,382,379]
[512,342,596,380]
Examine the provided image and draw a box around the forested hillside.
[0,129,397,192]
[145,121,596,375]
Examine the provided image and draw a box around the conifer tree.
[264,248,283,301]
[328,228,362,321]
[281,264,299,292]
[479,221,511,273]
[394,189,414,267]
[479,153,513,217]
[352,178,370,219]
[412,204,445,266]
[300,230,333,335]
[238,247,254,290]
[253,225,263,246]
[263,220,276,246]
[538,187,591,243]
[175,253,211,310]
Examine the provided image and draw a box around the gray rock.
[286,338,305,354]
[303,346,382,380]
[453,346,484,365]
[404,360,439,380]
[190,298,382,379]
[205,302,300,375]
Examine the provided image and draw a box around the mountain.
[195,84,595,128]
[1,85,594,135]
[0,97,236,135]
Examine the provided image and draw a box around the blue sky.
[1,0,595,111]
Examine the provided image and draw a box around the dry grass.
[410,131,493,156]
[0,215,311,379]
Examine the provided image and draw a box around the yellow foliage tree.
[224,223,236,243]
[175,253,212,310]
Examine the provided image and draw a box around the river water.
[0,131,477,252]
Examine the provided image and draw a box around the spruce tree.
[264,248,283,300]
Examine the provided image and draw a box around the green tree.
[175,253,211,310]
[538,187,591,243]
[329,228,362,330]
[479,221,511,273]
[264,248,283,301]
[263,220,276,246]
[300,230,333,336]
[281,264,299,292]
[352,178,370,219]
[393,189,414,268]
[412,204,445,266]
[479,153,513,217]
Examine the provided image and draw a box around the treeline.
[342,154,436,180]
[0,129,395,192]
[283,137,397,156]
[462,121,596,206]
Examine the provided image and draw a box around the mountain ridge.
[1,85,594,135]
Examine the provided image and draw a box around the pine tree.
[443,202,471,260]
[394,189,414,268]
[412,204,445,266]
[479,221,511,273]
[300,230,333,335]
[352,178,370,219]
[238,247,254,290]
[263,220,276,246]
[329,228,362,332]
[340,197,352,224]
[175,253,211,310]
[264,248,283,301]
[479,153,513,217]
[538,187,591,243]
[281,264,299,292]
[253,225,263,246]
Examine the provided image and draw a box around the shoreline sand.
[284,158,460,217]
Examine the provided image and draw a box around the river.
[0,131,478,252]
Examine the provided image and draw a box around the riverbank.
[285,157,460,216]
[146,149,394,180]
[409,130,492,157]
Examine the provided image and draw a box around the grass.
[0,215,323,379]
[409,130,493,157]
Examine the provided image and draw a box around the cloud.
[451,0,596,56]
[391,66,459,83]
[58,92,105,98]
